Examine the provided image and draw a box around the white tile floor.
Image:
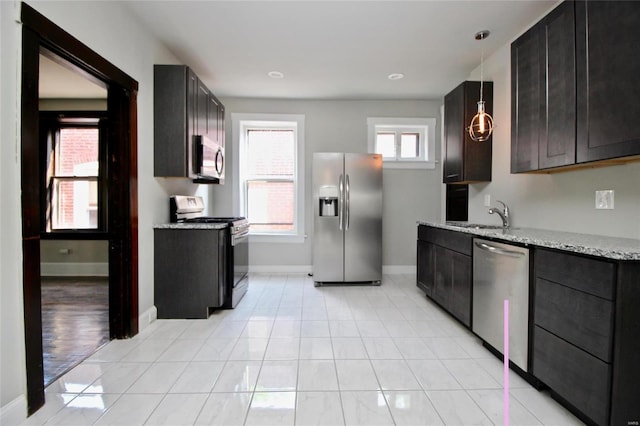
[21,273,585,426]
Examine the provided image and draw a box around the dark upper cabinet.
[512,1,576,173]
[511,0,640,173]
[443,81,493,184]
[217,100,225,148]
[575,1,640,163]
[208,95,218,143]
[511,24,541,173]
[154,65,225,179]
[208,93,225,148]
[154,65,197,178]
[196,79,209,138]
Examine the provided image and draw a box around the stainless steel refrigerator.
[312,153,382,284]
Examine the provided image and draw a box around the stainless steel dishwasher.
[472,238,530,371]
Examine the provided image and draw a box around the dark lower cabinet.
[154,228,228,319]
[416,239,434,296]
[533,248,640,425]
[533,326,611,426]
[448,250,471,326]
[417,225,472,327]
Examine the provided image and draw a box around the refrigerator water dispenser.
[318,186,338,217]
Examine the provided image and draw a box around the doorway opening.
[21,3,139,415]
[38,53,111,386]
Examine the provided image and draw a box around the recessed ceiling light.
[388,73,404,81]
[268,71,284,79]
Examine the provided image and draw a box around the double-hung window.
[234,114,305,242]
[367,117,436,169]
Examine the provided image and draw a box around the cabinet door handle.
[446,174,459,179]
[338,174,344,231]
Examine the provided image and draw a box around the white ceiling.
[123,0,558,100]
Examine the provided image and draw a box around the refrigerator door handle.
[338,174,344,231]
[345,174,350,231]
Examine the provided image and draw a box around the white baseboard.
[383,265,416,274]
[0,395,27,426]
[138,306,157,333]
[41,262,108,277]
[248,265,415,274]
[249,265,313,274]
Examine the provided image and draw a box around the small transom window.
[367,117,436,169]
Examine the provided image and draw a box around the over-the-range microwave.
[193,134,224,184]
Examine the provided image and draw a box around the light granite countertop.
[418,221,640,261]
[154,223,228,230]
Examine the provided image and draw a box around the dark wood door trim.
[21,24,45,414]
[21,4,136,92]
[106,86,139,339]
[20,2,138,414]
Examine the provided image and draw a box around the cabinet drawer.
[535,248,615,300]
[533,326,611,426]
[419,226,472,256]
[535,278,613,361]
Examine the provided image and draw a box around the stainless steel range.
[170,195,249,308]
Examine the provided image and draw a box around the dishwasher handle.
[474,241,526,258]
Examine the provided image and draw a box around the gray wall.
[466,43,640,239]
[40,240,109,276]
[1,0,189,415]
[40,240,108,263]
[209,99,444,269]
[39,98,107,111]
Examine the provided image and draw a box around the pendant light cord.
[479,32,484,104]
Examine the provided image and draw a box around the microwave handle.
[215,147,224,176]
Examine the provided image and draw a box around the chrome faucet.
[488,200,510,228]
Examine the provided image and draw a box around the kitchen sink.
[448,223,517,230]
[465,224,505,229]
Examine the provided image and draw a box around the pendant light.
[468,30,494,142]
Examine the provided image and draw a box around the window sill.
[382,161,437,170]
[41,231,109,240]
[249,234,306,244]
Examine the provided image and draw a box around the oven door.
[226,229,248,308]
[232,231,249,287]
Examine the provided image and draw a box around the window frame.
[233,113,305,243]
[367,117,437,169]
[39,111,108,237]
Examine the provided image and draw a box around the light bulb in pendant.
[469,100,493,142]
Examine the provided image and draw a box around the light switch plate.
[484,194,491,207]
[595,190,614,209]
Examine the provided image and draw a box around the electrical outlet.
[484,194,491,207]
[595,190,614,209]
